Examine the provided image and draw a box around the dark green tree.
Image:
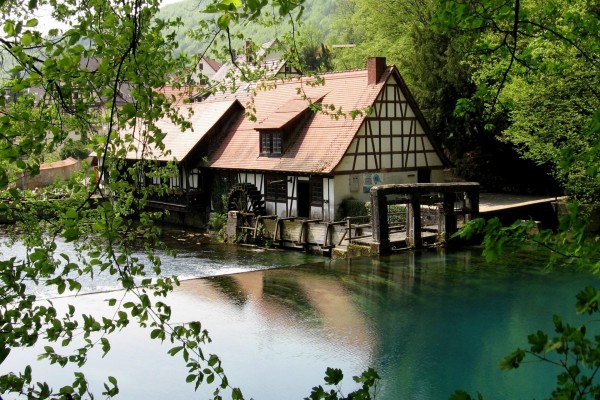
[441,0,600,396]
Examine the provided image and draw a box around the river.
[0,229,597,399]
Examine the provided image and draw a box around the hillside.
[158,0,336,57]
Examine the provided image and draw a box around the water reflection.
[1,241,597,399]
[176,248,595,400]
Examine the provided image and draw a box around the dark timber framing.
[337,76,450,176]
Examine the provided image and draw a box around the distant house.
[24,57,133,108]
[191,39,301,102]
[122,57,450,222]
[197,56,221,82]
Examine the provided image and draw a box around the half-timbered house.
[119,57,450,224]
[207,57,450,221]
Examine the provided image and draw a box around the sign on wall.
[363,173,383,193]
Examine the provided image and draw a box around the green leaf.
[324,367,343,385]
[167,346,184,356]
[528,331,549,353]
[150,328,162,339]
[4,20,15,36]
[63,227,80,242]
[21,32,33,46]
[101,338,111,355]
[0,347,11,364]
[217,13,231,29]
[65,208,78,219]
[499,349,525,370]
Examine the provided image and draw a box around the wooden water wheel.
[226,183,266,215]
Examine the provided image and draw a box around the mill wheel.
[227,183,266,215]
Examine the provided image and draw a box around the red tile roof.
[208,67,393,174]
[40,157,79,170]
[155,86,202,106]
[202,57,221,72]
[257,96,324,130]
[124,99,240,162]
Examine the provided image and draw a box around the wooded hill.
[158,0,336,56]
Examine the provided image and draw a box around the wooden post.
[226,211,241,241]
[438,192,457,240]
[371,188,390,254]
[464,190,479,222]
[346,217,352,241]
[406,194,422,248]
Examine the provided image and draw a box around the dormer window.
[260,131,283,155]
[256,94,326,158]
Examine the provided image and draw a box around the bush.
[60,139,91,160]
[336,197,369,220]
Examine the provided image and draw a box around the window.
[265,174,287,201]
[188,168,200,189]
[260,131,283,155]
[170,174,180,188]
[310,177,323,205]
[272,132,282,154]
[261,133,271,154]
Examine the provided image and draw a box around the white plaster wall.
[431,169,446,183]
[332,171,422,212]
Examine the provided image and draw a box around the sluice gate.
[226,183,481,256]
[369,183,480,255]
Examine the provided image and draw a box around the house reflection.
[179,264,380,349]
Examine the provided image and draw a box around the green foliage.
[435,0,599,197]
[59,140,91,161]
[208,194,231,241]
[306,367,380,400]
[208,211,228,241]
[455,201,600,272]
[158,0,336,57]
[297,25,333,72]
[499,287,600,399]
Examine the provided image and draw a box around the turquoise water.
[1,240,597,399]
[324,250,591,399]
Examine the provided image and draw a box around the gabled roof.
[124,99,241,162]
[257,96,325,130]
[200,56,221,73]
[208,68,395,174]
